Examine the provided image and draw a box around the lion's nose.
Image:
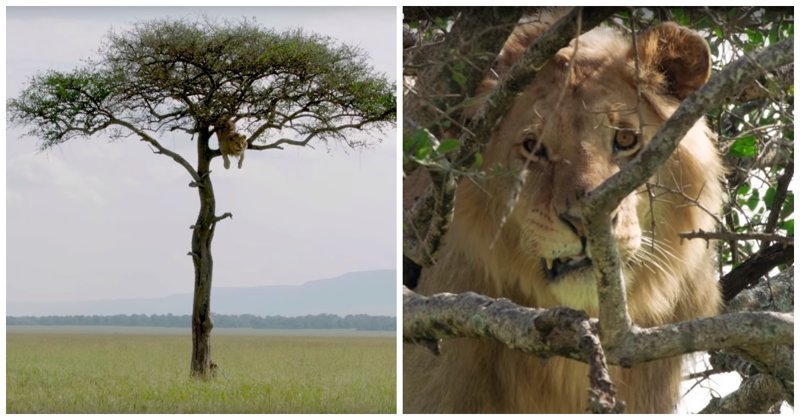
[558,210,620,242]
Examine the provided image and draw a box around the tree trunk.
[190,129,218,379]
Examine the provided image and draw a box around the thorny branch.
[679,229,793,245]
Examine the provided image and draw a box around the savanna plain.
[6,327,395,413]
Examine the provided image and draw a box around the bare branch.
[699,374,785,414]
[248,118,390,151]
[580,319,625,413]
[212,212,233,224]
[110,118,200,183]
[403,286,793,366]
[679,229,793,245]
[718,270,794,402]
[722,243,794,302]
[762,163,793,241]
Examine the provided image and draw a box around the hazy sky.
[6,6,397,304]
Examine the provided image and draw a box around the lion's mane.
[404,10,723,414]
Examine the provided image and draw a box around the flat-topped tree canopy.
[10,16,396,151]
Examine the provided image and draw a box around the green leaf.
[415,142,433,161]
[403,129,429,154]
[436,138,460,154]
[729,135,757,157]
[472,152,483,169]
[780,219,794,236]
[672,9,688,25]
[746,189,760,211]
[450,61,467,90]
[769,25,779,45]
[736,182,751,196]
[434,17,448,31]
[451,71,467,89]
[746,28,764,45]
[764,186,776,208]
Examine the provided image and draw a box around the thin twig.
[679,229,793,245]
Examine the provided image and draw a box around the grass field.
[6,327,395,413]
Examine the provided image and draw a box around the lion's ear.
[634,22,711,100]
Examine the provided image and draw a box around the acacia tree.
[403,7,792,413]
[9,18,395,379]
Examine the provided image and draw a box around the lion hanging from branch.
[214,118,247,169]
[404,9,724,413]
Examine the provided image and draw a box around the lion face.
[452,25,721,318]
[405,15,725,414]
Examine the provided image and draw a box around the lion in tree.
[214,118,247,169]
[404,10,723,413]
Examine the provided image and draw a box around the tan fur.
[215,119,247,169]
[404,13,723,414]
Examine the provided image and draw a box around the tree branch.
[248,118,387,151]
[717,270,794,405]
[679,229,793,245]
[579,318,625,413]
[212,212,233,224]
[699,374,785,414]
[762,162,793,241]
[721,243,794,302]
[110,118,200,183]
[403,286,793,366]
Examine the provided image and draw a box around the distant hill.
[7,270,396,317]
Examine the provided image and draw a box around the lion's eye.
[521,135,548,161]
[614,129,640,155]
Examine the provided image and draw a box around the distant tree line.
[7,313,396,331]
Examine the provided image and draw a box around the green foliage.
[8,69,119,147]
[8,17,395,150]
[6,331,395,413]
[403,128,467,173]
[729,135,757,157]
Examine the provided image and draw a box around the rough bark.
[721,242,794,301]
[403,286,793,366]
[404,270,794,412]
[699,374,785,414]
[189,128,218,379]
